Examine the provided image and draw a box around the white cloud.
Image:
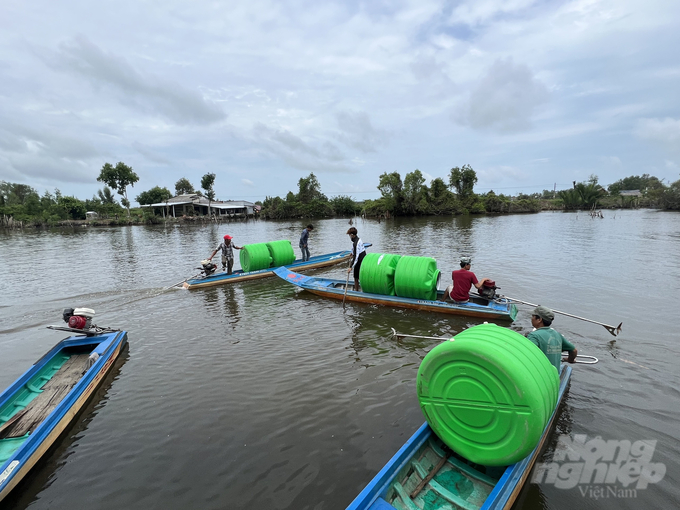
[242,178,255,186]
[1,0,680,198]
[454,58,549,133]
[635,118,680,150]
[43,36,227,126]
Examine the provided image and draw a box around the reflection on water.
[1,210,679,509]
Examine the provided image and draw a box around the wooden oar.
[562,353,599,364]
[501,295,622,337]
[342,269,350,308]
[390,328,451,341]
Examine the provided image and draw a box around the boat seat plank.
[392,482,421,510]
[428,479,478,510]
[0,354,90,439]
[445,457,497,488]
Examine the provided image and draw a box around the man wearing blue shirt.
[299,224,314,261]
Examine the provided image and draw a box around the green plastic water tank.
[240,243,272,272]
[266,240,296,267]
[393,256,441,301]
[359,253,401,295]
[417,323,559,466]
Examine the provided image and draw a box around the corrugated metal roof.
[142,195,255,208]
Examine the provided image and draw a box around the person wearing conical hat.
[208,234,242,274]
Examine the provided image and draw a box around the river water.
[0,210,678,509]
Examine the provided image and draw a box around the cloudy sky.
[1,0,679,204]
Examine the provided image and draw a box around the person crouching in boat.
[346,227,366,291]
[208,234,242,274]
[527,305,578,371]
[444,256,491,303]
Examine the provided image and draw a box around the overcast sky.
[1,0,679,204]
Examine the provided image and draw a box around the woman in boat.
[207,234,242,275]
[346,227,366,291]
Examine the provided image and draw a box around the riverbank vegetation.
[2,164,680,227]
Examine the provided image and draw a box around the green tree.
[0,182,40,206]
[377,172,403,216]
[136,186,173,205]
[57,196,87,220]
[662,177,680,210]
[201,173,216,216]
[558,188,582,210]
[297,173,326,204]
[608,174,664,195]
[98,186,118,204]
[175,177,195,196]
[403,169,427,215]
[329,195,358,216]
[448,164,478,199]
[97,162,139,217]
[575,181,605,208]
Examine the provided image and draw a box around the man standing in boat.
[346,227,366,291]
[208,234,242,275]
[444,257,490,303]
[299,224,314,262]
[527,305,578,371]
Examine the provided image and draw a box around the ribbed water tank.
[393,256,441,301]
[266,240,296,267]
[239,243,272,272]
[358,253,402,296]
[417,323,559,466]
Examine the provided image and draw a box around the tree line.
[2,162,679,224]
[258,167,680,218]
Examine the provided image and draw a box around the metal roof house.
[141,195,256,217]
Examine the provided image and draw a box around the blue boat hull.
[346,365,572,510]
[0,330,128,502]
[273,267,518,321]
[183,250,351,289]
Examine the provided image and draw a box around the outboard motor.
[63,307,95,329]
[477,280,498,299]
[199,259,217,276]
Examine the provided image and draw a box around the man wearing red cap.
[208,235,242,274]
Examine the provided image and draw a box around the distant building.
[618,190,641,208]
[86,211,99,220]
[140,194,255,217]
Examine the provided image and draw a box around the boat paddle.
[500,295,622,337]
[390,328,451,341]
[342,269,350,308]
[165,272,201,290]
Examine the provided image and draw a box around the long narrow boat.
[273,267,518,321]
[346,364,572,510]
[0,328,128,502]
[182,250,352,289]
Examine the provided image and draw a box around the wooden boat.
[0,328,128,502]
[182,250,352,290]
[346,364,572,510]
[272,267,518,321]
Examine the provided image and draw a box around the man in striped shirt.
[208,234,242,274]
